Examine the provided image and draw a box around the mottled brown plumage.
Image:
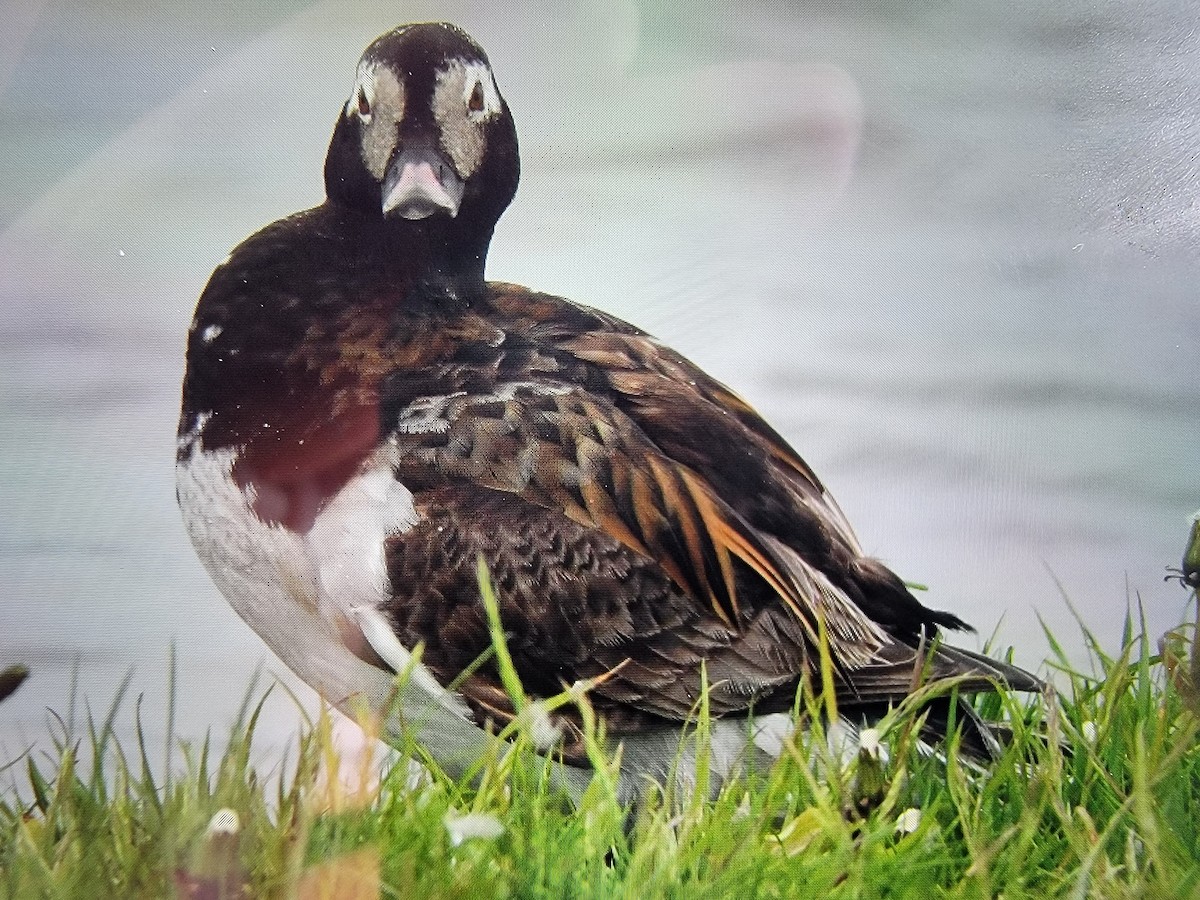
[370,282,1038,759]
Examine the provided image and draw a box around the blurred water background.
[1,1,1197,770]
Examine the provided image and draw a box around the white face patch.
[461,60,503,122]
[349,61,406,181]
[432,59,502,179]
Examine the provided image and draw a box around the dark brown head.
[323,23,520,295]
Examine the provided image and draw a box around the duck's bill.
[382,144,465,220]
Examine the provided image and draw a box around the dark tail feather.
[933,642,1045,694]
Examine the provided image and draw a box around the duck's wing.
[486,284,972,639]
[385,349,888,676]
[373,287,1036,749]
[383,480,818,753]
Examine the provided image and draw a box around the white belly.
[174,437,515,782]
[175,435,785,803]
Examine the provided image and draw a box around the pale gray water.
[1,1,1197,769]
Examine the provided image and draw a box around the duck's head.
[324,23,519,237]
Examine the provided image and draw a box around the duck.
[176,21,1041,803]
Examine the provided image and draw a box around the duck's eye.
[467,81,485,113]
[357,87,371,119]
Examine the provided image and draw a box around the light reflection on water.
[1,1,1197,767]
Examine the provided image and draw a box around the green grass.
[3,592,1200,899]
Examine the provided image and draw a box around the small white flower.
[205,808,240,837]
[1081,721,1098,743]
[525,700,562,751]
[197,807,243,880]
[443,810,505,847]
[895,807,922,835]
[858,727,882,759]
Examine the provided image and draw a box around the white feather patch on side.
[177,438,504,780]
[307,439,417,624]
[392,382,574,434]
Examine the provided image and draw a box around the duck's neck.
[340,204,494,308]
[409,216,493,307]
